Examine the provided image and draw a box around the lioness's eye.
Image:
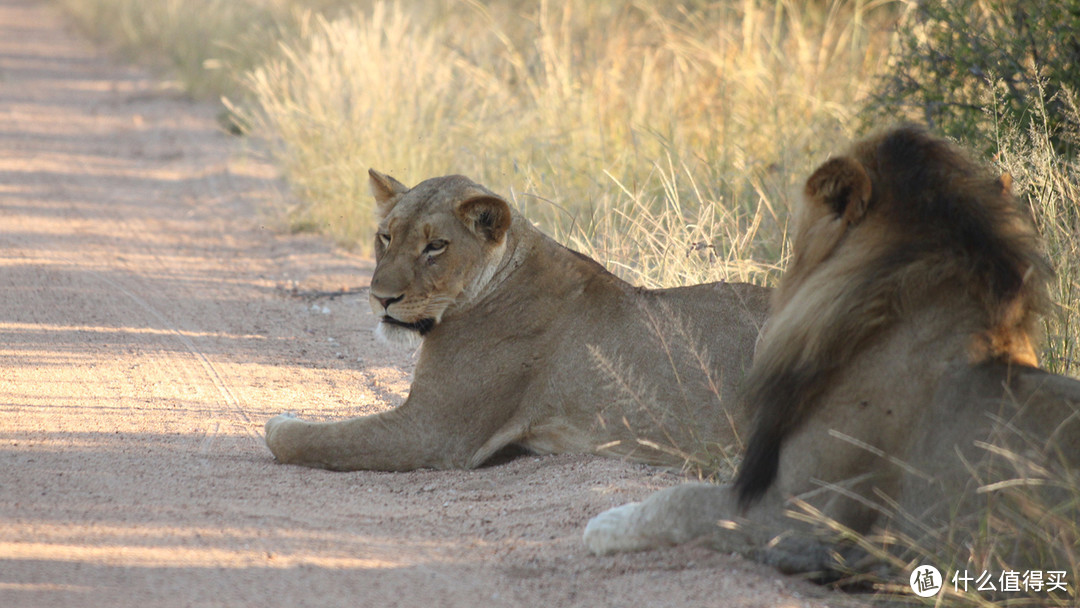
[423,239,448,255]
[377,232,391,247]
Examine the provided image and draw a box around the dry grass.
[787,414,1079,607]
[56,0,291,98]
[589,302,746,480]
[990,83,1080,379]
[238,0,893,286]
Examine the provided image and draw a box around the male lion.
[584,126,1080,575]
[264,171,770,471]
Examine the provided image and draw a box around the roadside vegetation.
[58,0,1079,605]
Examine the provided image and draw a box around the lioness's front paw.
[583,502,648,556]
[264,412,298,443]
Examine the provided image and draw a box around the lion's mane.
[734,125,1052,503]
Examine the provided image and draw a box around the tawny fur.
[264,171,771,472]
[735,125,1051,503]
[584,126,1079,576]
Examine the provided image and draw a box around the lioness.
[584,126,1080,575]
[265,171,770,471]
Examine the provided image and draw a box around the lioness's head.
[367,170,512,348]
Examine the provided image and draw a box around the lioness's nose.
[374,294,403,311]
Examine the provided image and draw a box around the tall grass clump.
[991,88,1080,379]
[240,0,895,287]
[56,0,316,98]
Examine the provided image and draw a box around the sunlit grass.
[990,82,1080,379]
[237,0,893,287]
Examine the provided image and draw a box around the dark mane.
[857,126,1049,317]
[733,125,1051,506]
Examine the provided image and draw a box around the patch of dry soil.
[0,1,863,605]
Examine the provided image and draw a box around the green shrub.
[868,0,1080,156]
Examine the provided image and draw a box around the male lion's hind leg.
[584,483,755,556]
[583,482,842,575]
[583,502,653,555]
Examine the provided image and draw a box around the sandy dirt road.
[0,1,862,606]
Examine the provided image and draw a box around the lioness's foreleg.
[264,405,474,471]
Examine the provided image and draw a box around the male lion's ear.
[997,172,1013,195]
[368,169,409,217]
[804,156,872,224]
[455,192,511,244]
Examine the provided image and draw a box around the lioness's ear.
[368,169,409,217]
[804,156,872,224]
[455,192,511,244]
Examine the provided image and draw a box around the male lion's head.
[735,125,1052,504]
[367,170,512,348]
